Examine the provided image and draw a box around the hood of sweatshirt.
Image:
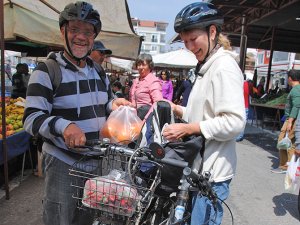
[199,47,238,76]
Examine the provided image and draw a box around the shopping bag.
[100,106,143,144]
[284,154,300,192]
[277,132,292,150]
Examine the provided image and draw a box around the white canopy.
[153,49,198,69]
[104,57,134,72]
[3,0,141,59]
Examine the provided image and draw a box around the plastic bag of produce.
[100,106,143,144]
[277,132,292,150]
[82,170,140,217]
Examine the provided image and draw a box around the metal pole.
[266,27,276,93]
[239,14,247,72]
[0,0,10,199]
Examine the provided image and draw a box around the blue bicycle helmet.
[59,1,101,36]
[174,2,223,33]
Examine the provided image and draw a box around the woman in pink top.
[129,53,163,120]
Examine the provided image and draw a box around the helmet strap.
[202,25,218,64]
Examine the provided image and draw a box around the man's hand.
[63,123,86,148]
[295,149,300,156]
[112,98,134,111]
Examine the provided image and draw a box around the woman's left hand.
[112,98,134,110]
[162,123,187,142]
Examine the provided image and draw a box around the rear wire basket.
[69,147,159,221]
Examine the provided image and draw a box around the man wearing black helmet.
[23,2,132,225]
[163,2,245,225]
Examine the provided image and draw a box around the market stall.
[3,0,141,59]
[250,92,287,131]
[1,0,142,199]
[153,49,197,69]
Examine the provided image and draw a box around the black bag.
[160,134,205,189]
[137,101,205,192]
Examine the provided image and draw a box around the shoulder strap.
[94,62,112,100]
[44,58,62,95]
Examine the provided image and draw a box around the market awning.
[153,49,198,69]
[3,0,142,59]
[171,0,300,53]
[211,0,300,53]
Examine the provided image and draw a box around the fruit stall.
[0,97,32,197]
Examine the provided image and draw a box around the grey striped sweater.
[23,52,113,165]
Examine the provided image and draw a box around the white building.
[256,50,300,89]
[131,18,168,55]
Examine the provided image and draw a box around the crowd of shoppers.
[17,1,300,225]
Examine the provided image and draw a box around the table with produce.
[0,97,31,165]
[250,92,287,129]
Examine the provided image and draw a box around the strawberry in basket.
[82,175,140,216]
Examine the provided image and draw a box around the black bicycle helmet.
[59,1,101,36]
[174,2,223,33]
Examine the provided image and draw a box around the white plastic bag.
[277,132,292,150]
[82,170,140,217]
[284,154,300,192]
[100,106,143,144]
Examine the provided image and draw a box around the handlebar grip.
[85,139,102,146]
[159,158,188,168]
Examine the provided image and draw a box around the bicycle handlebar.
[78,139,189,169]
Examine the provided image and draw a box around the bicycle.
[69,139,233,225]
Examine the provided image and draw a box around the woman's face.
[137,60,151,78]
[161,71,167,80]
[180,26,216,62]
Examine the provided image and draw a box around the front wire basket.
[69,146,161,221]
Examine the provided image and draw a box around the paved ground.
[0,123,299,225]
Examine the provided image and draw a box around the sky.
[126,0,198,49]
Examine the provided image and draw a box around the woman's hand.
[162,122,200,142]
[112,98,134,111]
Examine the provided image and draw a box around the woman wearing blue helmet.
[163,2,245,225]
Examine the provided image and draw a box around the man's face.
[61,20,95,59]
[90,50,106,64]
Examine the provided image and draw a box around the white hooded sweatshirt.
[182,47,245,182]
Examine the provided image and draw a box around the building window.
[272,51,289,63]
[151,46,157,51]
[257,53,264,65]
[295,53,300,60]
[151,35,158,43]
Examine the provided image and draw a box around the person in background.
[22,63,31,90]
[11,63,27,99]
[293,106,300,217]
[272,69,300,174]
[23,2,131,225]
[163,2,245,224]
[5,59,12,80]
[112,81,124,98]
[129,53,163,120]
[255,77,266,98]
[159,69,173,101]
[174,74,192,107]
[236,74,250,142]
[90,40,112,65]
